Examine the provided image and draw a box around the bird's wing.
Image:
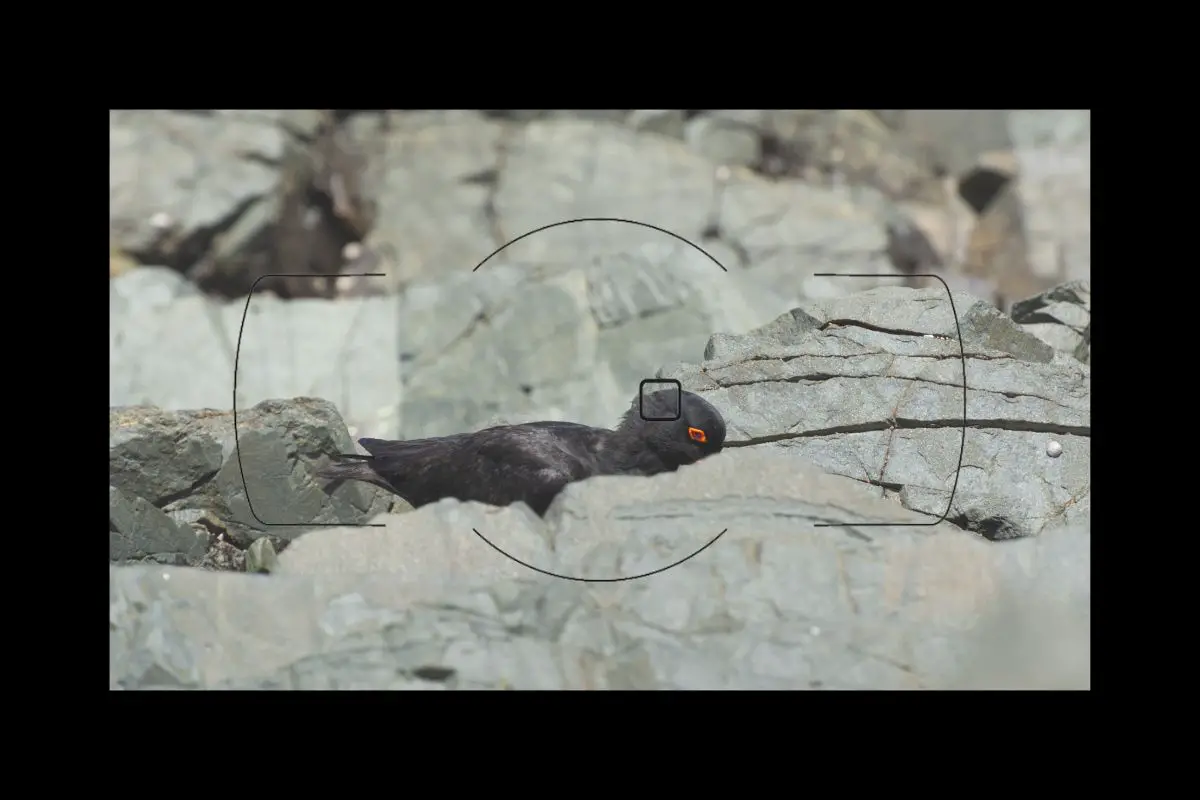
[512,423,615,473]
[352,424,605,514]
[468,423,609,513]
[358,434,472,458]
[474,425,586,475]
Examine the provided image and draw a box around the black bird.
[316,389,726,516]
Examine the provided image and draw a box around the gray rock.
[717,172,898,305]
[707,285,1054,365]
[727,110,951,204]
[108,292,1090,686]
[900,110,1013,179]
[493,119,719,266]
[109,454,1089,688]
[108,230,791,445]
[109,266,200,315]
[110,485,206,565]
[661,286,1090,539]
[107,270,753,445]
[544,447,940,579]
[109,406,224,508]
[1010,280,1090,363]
[348,111,506,293]
[868,110,1086,311]
[110,565,329,689]
[394,255,792,438]
[246,537,279,574]
[109,110,322,263]
[874,112,1030,303]
[1073,324,1090,366]
[482,110,630,124]
[106,112,1091,690]
[109,269,402,439]
[684,114,761,167]
[113,114,997,438]
[627,109,686,138]
[948,524,1090,689]
[1009,111,1090,283]
[109,398,393,550]
[801,284,1055,362]
[275,501,552,605]
[230,293,402,438]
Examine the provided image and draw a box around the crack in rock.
[725,417,1089,445]
[821,318,958,339]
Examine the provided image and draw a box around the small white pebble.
[810,625,821,637]
[348,426,358,437]
[1046,440,1063,458]
[149,211,173,230]
[342,242,363,261]
[335,275,356,294]
[162,572,171,582]
[923,334,934,338]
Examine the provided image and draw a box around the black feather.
[315,390,726,516]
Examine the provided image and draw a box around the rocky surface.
[1011,280,1091,365]
[110,475,1090,689]
[109,110,1090,689]
[661,286,1090,540]
[1009,111,1091,286]
[108,110,1091,299]
[109,398,397,561]
[109,285,1090,689]
[111,110,1090,441]
[110,485,206,565]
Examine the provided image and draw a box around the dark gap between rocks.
[958,167,1013,216]
[948,511,1023,541]
[757,131,814,181]
[149,113,375,301]
[819,318,951,339]
[412,665,456,683]
[128,195,260,286]
[154,470,220,508]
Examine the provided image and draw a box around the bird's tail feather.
[315,453,381,485]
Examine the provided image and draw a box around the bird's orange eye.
[687,426,707,443]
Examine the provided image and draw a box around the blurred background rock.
[109,109,1090,441]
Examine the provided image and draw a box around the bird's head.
[619,389,727,468]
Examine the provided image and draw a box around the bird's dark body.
[317,390,726,516]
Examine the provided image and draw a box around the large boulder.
[1010,280,1091,365]
[110,485,206,566]
[110,448,1089,689]
[660,285,1090,540]
[109,398,396,557]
